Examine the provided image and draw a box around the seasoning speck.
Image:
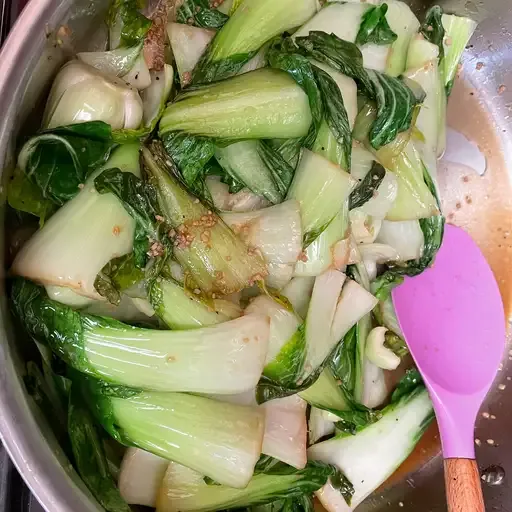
[498,85,507,95]
[498,384,506,390]
[476,62,484,70]
[487,439,495,446]
[482,412,490,419]
[475,438,482,446]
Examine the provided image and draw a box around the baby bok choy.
[142,143,268,296]
[149,278,241,330]
[43,61,143,130]
[245,295,304,388]
[80,377,265,489]
[221,201,303,288]
[308,383,434,511]
[156,459,349,512]
[159,69,313,140]
[191,0,318,83]
[11,143,140,302]
[287,150,356,247]
[11,279,269,395]
[261,395,308,470]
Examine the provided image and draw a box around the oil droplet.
[481,465,505,486]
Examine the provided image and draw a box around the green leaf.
[101,253,146,291]
[192,50,257,85]
[295,31,373,94]
[366,70,423,149]
[313,66,352,170]
[10,278,88,371]
[263,324,306,386]
[162,132,217,188]
[68,385,131,512]
[17,121,116,206]
[257,141,296,196]
[94,167,173,286]
[240,494,315,512]
[356,4,397,46]
[107,0,152,49]
[177,0,229,29]
[295,32,424,150]
[330,469,355,506]
[267,41,323,150]
[266,138,302,170]
[7,167,55,224]
[420,6,445,63]
[24,361,69,444]
[329,326,357,395]
[390,369,424,403]
[349,161,386,209]
[94,272,122,306]
[94,167,164,245]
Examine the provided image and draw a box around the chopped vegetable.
[81,377,265,488]
[118,448,168,507]
[309,384,433,511]
[160,69,313,140]
[12,279,269,394]
[143,144,268,296]
[12,143,140,300]
[287,150,356,247]
[157,459,346,511]
[43,61,143,130]
[192,0,318,83]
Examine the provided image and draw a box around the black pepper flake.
[135,73,139,80]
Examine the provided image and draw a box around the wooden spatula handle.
[444,459,485,512]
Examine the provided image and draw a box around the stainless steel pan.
[0,0,510,510]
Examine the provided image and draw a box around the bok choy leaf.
[308,382,433,512]
[7,167,55,224]
[157,458,349,511]
[176,0,229,30]
[355,3,397,46]
[143,143,268,296]
[11,278,269,395]
[149,278,241,329]
[261,395,308,469]
[160,69,313,140]
[191,0,318,83]
[43,61,143,130]
[245,295,304,387]
[349,162,386,210]
[17,121,117,206]
[441,13,477,95]
[167,23,215,86]
[287,150,356,247]
[79,377,265,488]
[107,0,152,49]
[12,144,141,302]
[295,32,424,150]
[68,385,131,512]
[215,142,284,204]
[420,6,445,62]
[162,133,217,191]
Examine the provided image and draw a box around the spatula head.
[393,224,506,459]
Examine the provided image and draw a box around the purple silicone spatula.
[392,224,506,512]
